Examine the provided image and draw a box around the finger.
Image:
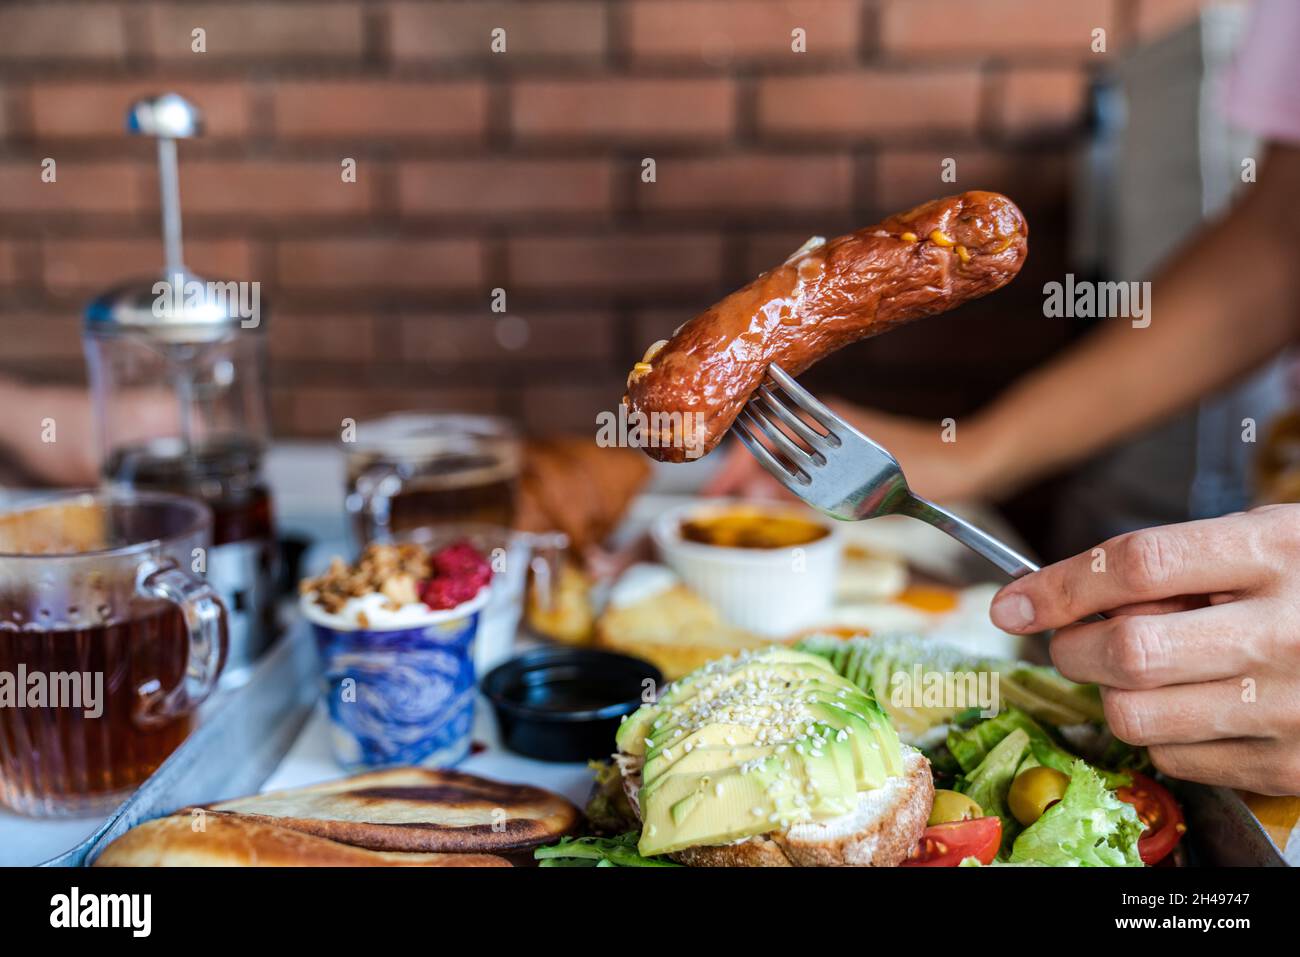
[1101,679,1269,747]
[1048,601,1265,690]
[1106,595,1209,617]
[1149,739,1300,795]
[990,514,1269,632]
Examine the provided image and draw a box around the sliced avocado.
[642,723,769,783]
[638,759,797,856]
[616,651,835,755]
[999,664,1105,724]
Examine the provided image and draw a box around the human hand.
[0,381,176,486]
[703,399,1001,502]
[989,507,1300,795]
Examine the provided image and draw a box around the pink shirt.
[1222,0,1300,143]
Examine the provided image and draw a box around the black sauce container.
[482,649,662,762]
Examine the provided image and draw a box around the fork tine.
[766,364,838,432]
[742,404,823,469]
[754,385,839,452]
[732,416,810,488]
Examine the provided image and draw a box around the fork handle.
[900,493,1040,579]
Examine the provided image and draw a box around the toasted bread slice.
[94,812,511,867]
[595,584,772,680]
[203,768,580,853]
[621,747,932,867]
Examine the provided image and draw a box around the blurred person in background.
[0,376,104,486]
[0,376,175,488]
[711,0,1300,794]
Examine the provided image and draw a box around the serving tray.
[29,492,1292,867]
[40,627,318,866]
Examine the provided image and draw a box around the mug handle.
[523,530,570,611]
[133,558,228,727]
[347,463,406,543]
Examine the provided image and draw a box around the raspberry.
[420,541,492,610]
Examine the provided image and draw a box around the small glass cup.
[343,413,522,547]
[0,491,228,817]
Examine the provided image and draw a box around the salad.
[538,633,1187,868]
[798,634,1186,867]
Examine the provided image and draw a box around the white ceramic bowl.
[650,500,841,637]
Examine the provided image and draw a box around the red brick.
[275,237,484,292]
[757,70,982,138]
[513,78,735,142]
[519,378,629,434]
[42,238,255,293]
[146,2,364,60]
[0,160,144,213]
[508,233,724,290]
[631,307,693,355]
[272,385,505,437]
[398,159,612,217]
[879,0,1117,56]
[995,68,1088,136]
[30,80,252,139]
[397,311,614,363]
[874,147,1070,211]
[739,230,829,277]
[0,314,82,360]
[0,4,127,61]
[389,1,606,62]
[638,153,854,213]
[0,241,16,284]
[164,161,375,216]
[271,81,488,140]
[1134,0,1243,40]
[628,0,860,62]
[268,312,375,362]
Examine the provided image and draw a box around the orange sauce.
[894,584,960,614]
[680,508,829,549]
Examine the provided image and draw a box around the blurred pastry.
[514,437,651,556]
[594,566,772,679]
[95,812,511,867]
[526,561,596,645]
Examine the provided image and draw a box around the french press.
[81,93,277,683]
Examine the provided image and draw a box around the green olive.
[928,789,983,826]
[1008,766,1070,826]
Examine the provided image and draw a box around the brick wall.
[0,0,1232,438]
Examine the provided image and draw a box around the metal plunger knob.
[127,94,203,282]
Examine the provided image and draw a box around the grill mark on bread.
[203,768,581,854]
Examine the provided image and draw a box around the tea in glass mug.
[344,413,522,546]
[0,491,227,817]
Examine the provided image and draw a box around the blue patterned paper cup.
[302,588,490,771]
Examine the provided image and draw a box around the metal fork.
[732,364,1040,581]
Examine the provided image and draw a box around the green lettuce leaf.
[1008,760,1145,867]
[534,832,681,867]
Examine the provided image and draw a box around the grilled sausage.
[622,191,1028,462]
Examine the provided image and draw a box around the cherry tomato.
[1116,772,1185,866]
[900,816,1001,867]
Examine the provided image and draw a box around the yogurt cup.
[302,586,490,771]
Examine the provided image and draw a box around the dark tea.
[105,436,276,680]
[345,414,521,545]
[0,605,194,812]
[0,492,227,817]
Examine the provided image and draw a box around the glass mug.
[0,491,227,817]
[344,413,522,547]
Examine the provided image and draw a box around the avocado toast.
[613,647,933,866]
